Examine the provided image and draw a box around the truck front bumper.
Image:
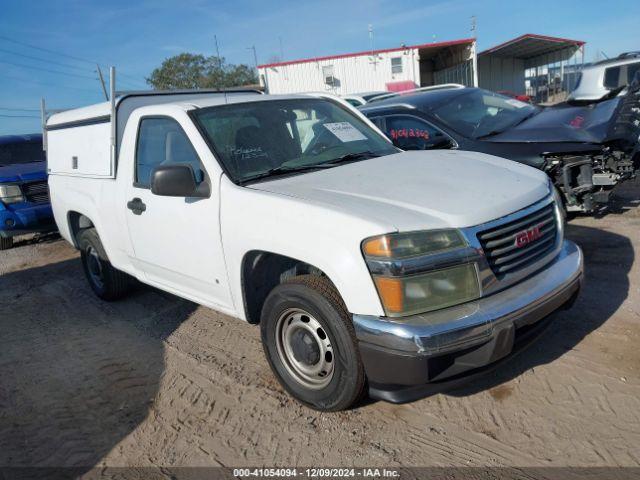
[352,239,583,403]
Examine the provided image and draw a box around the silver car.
[569,52,640,102]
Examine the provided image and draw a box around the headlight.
[362,230,480,317]
[373,264,480,316]
[363,229,466,258]
[0,184,24,204]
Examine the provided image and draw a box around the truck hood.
[249,150,549,232]
[0,161,47,183]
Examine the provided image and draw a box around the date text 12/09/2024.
[233,468,400,478]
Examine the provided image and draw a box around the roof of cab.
[47,91,311,127]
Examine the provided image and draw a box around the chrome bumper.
[353,239,583,399]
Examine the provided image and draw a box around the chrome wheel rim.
[275,308,334,389]
[86,246,104,289]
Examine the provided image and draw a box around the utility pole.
[96,64,109,100]
[247,45,259,73]
[470,15,479,88]
[214,35,227,101]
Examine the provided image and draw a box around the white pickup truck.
[45,84,583,411]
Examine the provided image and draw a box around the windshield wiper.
[241,163,332,184]
[241,151,381,184]
[476,112,539,140]
[321,150,381,166]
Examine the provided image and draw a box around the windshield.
[0,140,45,166]
[192,98,398,183]
[433,90,539,139]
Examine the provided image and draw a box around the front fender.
[220,179,388,320]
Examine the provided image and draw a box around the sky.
[1,0,639,134]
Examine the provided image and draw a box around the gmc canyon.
[46,86,583,411]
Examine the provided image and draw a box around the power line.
[0,59,97,80]
[0,114,40,118]
[0,34,148,87]
[0,47,91,73]
[0,34,97,66]
[2,73,102,94]
[0,107,40,112]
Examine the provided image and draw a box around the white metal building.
[258,38,476,95]
[258,34,585,101]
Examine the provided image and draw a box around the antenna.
[96,64,109,100]
[214,34,227,104]
[278,36,284,61]
[471,15,477,37]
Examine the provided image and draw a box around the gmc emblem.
[514,224,543,248]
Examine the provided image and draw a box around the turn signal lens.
[373,277,404,314]
[363,229,465,259]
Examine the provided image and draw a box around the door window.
[604,67,621,89]
[135,117,204,188]
[627,62,640,84]
[375,115,454,150]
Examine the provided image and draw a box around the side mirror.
[151,164,210,198]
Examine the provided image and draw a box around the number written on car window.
[375,115,454,151]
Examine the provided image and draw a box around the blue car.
[0,134,56,250]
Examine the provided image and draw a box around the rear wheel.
[260,275,366,411]
[77,228,133,301]
[0,236,13,250]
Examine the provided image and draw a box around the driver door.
[124,115,232,310]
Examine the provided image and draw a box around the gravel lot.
[1,179,639,471]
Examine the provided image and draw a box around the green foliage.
[146,53,258,90]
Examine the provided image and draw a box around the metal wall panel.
[259,49,421,95]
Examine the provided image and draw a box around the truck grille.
[23,181,50,204]
[478,202,558,279]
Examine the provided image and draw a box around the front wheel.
[260,275,366,411]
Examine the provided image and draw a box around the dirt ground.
[1,179,639,471]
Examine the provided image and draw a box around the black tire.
[0,236,13,251]
[260,274,366,411]
[77,228,133,301]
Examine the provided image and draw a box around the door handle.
[127,197,146,215]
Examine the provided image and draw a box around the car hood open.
[249,150,549,232]
[487,88,640,149]
[486,99,620,144]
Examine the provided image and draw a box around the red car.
[498,90,533,103]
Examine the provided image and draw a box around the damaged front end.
[544,80,640,213]
[544,148,638,212]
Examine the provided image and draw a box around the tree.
[146,53,258,90]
